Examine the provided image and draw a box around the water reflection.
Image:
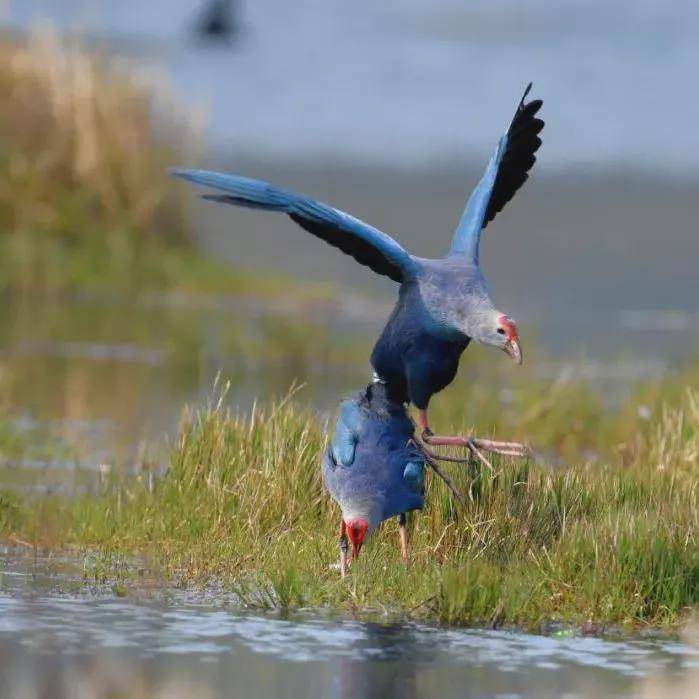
[332,623,428,699]
[1,552,698,699]
[0,295,371,471]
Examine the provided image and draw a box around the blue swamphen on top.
[322,381,426,577]
[171,85,543,456]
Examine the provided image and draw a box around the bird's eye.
[497,328,506,335]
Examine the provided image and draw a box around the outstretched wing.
[170,168,418,283]
[448,84,544,263]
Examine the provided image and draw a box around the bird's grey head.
[473,309,523,365]
[343,501,382,533]
[416,259,523,364]
[342,500,383,558]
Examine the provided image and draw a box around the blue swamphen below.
[171,85,543,456]
[322,381,426,577]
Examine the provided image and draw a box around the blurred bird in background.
[195,0,237,43]
[171,84,543,460]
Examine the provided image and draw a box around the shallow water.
[1,552,698,699]
[0,289,690,496]
[0,295,371,483]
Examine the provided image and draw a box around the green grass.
[2,377,697,632]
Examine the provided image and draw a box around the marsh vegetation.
[0,30,696,637]
[2,369,697,632]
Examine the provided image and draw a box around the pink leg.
[398,513,408,563]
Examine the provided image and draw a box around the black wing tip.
[510,92,543,134]
[517,83,542,114]
[484,84,544,228]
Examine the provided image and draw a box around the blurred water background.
[6,0,699,173]
[0,0,695,477]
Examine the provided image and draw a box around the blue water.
[1,552,698,698]
[4,0,699,175]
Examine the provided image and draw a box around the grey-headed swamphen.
[171,85,543,457]
[322,381,426,577]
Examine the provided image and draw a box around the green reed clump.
[0,31,189,293]
[0,31,307,298]
[4,380,696,631]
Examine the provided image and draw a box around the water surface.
[1,551,697,699]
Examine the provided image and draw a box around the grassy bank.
[2,377,697,632]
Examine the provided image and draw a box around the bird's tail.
[169,168,293,211]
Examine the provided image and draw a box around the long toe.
[421,433,473,448]
[470,438,529,457]
[421,432,529,457]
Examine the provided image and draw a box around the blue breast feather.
[371,283,470,408]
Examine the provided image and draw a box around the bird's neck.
[364,381,407,412]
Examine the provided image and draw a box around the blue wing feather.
[449,137,507,262]
[403,461,425,494]
[330,400,362,467]
[448,84,544,263]
[170,168,418,283]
